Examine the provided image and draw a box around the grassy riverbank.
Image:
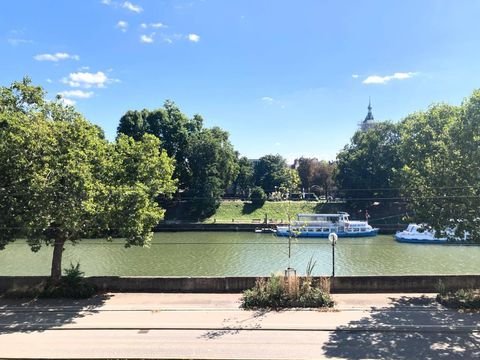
[204,201,345,223]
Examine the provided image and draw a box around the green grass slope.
[205,201,346,223]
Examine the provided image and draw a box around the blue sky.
[2,0,480,162]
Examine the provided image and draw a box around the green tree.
[117,101,240,218]
[250,186,267,206]
[186,127,239,218]
[399,97,480,241]
[253,154,290,193]
[281,168,301,194]
[117,101,199,188]
[232,156,254,198]
[0,79,176,281]
[335,122,402,207]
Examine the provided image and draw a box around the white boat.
[276,212,379,238]
[254,227,276,234]
[395,224,469,244]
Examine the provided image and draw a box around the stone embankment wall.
[1,275,479,293]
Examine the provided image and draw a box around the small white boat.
[276,212,378,238]
[395,224,469,244]
[254,227,276,234]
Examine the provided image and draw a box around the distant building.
[359,99,376,131]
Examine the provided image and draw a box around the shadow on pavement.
[322,295,480,359]
[200,308,270,339]
[0,293,112,333]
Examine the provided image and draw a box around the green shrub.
[250,187,267,206]
[40,263,97,299]
[436,288,480,310]
[241,274,334,309]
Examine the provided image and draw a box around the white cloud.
[151,22,166,28]
[141,22,167,30]
[57,90,94,99]
[352,74,359,79]
[60,98,76,106]
[116,20,128,32]
[46,78,53,83]
[187,33,200,42]
[140,34,155,43]
[62,71,111,88]
[34,52,79,62]
[123,1,142,13]
[261,96,274,104]
[362,72,417,85]
[101,0,112,4]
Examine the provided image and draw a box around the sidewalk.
[0,293,479,359]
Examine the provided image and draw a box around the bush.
[250,187,267,206]
[40,263,97,299]
[436,288,480,310]
[241,274,334,309]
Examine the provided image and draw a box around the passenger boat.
[276,212,379,238]
[395,224,469,244]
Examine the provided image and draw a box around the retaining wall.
[1,275,480,293]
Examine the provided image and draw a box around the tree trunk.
[50,237,66,282]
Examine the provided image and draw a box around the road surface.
[0,293,479,359]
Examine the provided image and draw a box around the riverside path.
[0,293,479,359]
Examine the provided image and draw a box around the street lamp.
[328,232,338,277]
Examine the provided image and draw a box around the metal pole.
[328,233,337,278]
[332,242,335,277]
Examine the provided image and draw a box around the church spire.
[360,98,376,131]
[364,97,374,122]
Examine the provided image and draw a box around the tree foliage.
[185,127,239,218]
[0,78,176,280]
[399,95,480,241]
[117,101,238,219]
[232,156,254,198]
[335,122,402,207]
[253,154,293,193]
[296,157,336,199]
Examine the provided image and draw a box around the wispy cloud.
[141,22,167,30]
[187,33,200,42]
[261,96,286,109]
[261,96,274,104]
[62,71,115,88]
[140,34,155,43]
[362,72,417,85]
[151,22,166,28]
[116,20,128,32]
[351,74,359,79]
[34,52,79,62]
[123,1,143,13]
[57,90,94,99]
[7,38,33,46]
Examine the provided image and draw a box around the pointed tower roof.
[364,97,374,122]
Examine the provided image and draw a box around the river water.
[1,232,479,276]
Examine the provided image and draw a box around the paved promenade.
[0,293,479,359]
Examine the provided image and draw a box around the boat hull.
[395,234,447,244]
[276,229,379,238]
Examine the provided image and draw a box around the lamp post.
[328,232,338,277]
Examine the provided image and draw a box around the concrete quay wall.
[1,275,480,293]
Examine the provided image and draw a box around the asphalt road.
[0,293,479,359]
